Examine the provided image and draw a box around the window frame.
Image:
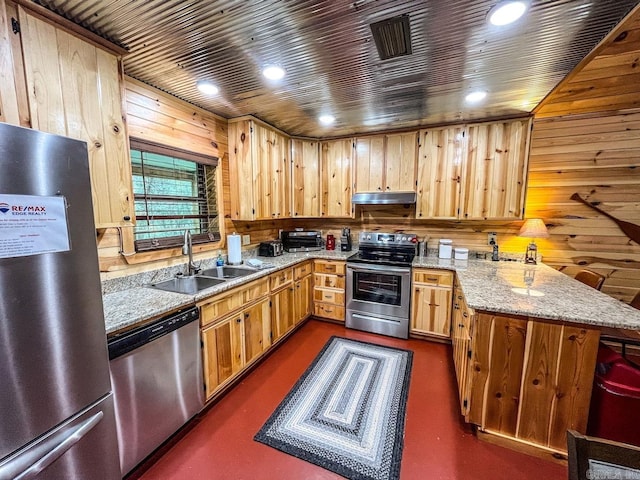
[129,138,221,252]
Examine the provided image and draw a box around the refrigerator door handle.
[1,411,104,480]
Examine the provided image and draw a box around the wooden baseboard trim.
[409,332,452,344]
[476,429,568,465]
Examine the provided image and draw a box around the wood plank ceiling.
[535,5,640,116]
[31,0,640,137]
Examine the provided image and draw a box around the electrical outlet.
[242,234,250,245]
[488,232,497,246]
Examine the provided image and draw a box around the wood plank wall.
[525,110,640,302]
[97,77,230,277]
[99,83,640,305]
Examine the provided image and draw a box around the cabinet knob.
[236,318,241,323]
[123,215,131,221]
[244,313,249,319]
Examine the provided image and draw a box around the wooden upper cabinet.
[384,132,418,191]
[0,0,27,126]
[228,119,256,220]
[291,139,320,217]
[320,138,354,218]
[269,130,291,218]
[354,132,417,193]
[355,136,385,192]
[18,8,135,228]
[461,118,532,220]
[17,8,134,228]
[228,118,291,220]
[416,126,465,220]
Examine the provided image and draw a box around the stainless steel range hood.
[351,192,417,205]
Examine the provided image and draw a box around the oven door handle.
[347,264,410,275]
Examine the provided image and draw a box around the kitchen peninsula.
[103,251,640,459]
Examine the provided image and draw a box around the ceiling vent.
[370,14,412,61]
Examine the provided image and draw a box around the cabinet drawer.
[294,261,312,280]
[313,288,345,305]
[413,269,453,287]
[243,278,269,303]
[270,268,293,290]
[314,260,346,275]
[313,273,345,290]
[200,292,243,327]
[314,303,345,321]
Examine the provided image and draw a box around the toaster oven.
[281,231,322,252]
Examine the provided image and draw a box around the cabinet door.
[294,275,312,324]
[321,139,353,217]
[462,118,531,220]
[354,136,384,192]
[411,284,452,337]
[416,126,464,219]
[384,132,417,192]
[451,285,471,416]
[253,123,272,220]
[243,298,271,365]
[270,131,291,218]
[202,314,243,399]
[19,9,134,228]
[271,285,295,343]
[292,139,320,217]
[228,119,256,220]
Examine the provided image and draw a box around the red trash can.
[587,344,640,447]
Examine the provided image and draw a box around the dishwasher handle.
[108,306,199,360]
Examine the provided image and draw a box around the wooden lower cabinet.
[201,313,243,398]
[200,280,271,401]
[410,269,453,338]
[313,259,346,322]
[453,287,601,455]
[294,274,312,324]
[270,269,295,344]
[451,279,472,416]
[242,299,271,364]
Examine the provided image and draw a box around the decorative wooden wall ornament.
[571,193,640,245]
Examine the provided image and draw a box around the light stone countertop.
[413,256,640,329]
[103,249,353,335]
[104,249,640,336]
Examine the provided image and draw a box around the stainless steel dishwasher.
[108,306,204,476]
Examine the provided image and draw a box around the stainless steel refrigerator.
[0,123,120,479]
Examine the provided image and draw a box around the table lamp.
[518,218,549,264]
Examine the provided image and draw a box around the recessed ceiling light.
[465,91,487,103]
[318,114,335,126]
[197,81,219,95]
[262,65,285,81]
[488,1,528,26]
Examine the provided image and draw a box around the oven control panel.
[359,231,418,245]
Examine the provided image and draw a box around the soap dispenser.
[492,244,499,261]
[216,250,224,266]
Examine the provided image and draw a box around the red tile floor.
[136,319,566,479]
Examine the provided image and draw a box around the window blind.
[130,138,220,252]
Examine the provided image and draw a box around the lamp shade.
[518,218,549,238]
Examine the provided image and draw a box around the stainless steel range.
[346,231,417,339]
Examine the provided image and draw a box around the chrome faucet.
[182,229,199,276]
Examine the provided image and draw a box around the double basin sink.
[149,266,259,295]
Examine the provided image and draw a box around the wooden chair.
[574,270,606,290]
[567,430,640,480]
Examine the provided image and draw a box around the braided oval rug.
[254,336,413,480]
